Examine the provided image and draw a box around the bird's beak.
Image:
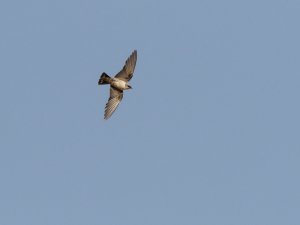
[128,85,132,89]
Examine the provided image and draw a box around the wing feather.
[104,87,123,119]
[115,50,137,82]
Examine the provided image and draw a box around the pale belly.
[111,79,127,90]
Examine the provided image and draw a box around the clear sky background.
[1,0,300,224]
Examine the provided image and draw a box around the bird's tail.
[98,73,111,85]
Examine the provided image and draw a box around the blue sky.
[1,0,300,224]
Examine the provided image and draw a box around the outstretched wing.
[104,87,123,120]
[115,50,137,82]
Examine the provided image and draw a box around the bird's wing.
[104,87,123,120]
[115,50,137,82]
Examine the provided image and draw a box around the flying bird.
[98,50,137,119]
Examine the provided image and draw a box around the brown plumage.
[98,50,137,119]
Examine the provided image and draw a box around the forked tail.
[98,73,111,85]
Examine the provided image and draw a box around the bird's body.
[111,78,131,90]
[98,50,137,120]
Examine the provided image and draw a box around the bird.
[98,50,137,120]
